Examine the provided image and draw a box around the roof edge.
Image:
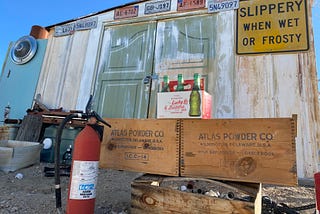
[45,0,145,30]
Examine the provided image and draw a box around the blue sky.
[0,0,319,88]
[0,0,134,69]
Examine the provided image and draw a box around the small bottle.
[176,74,184,91]
[189,73,201,117]
[161,75,170,92]
[4,104,10,120]
[62,145,72,166]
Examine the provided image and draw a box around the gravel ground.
[0,162,316,214]
[0,162,142,214]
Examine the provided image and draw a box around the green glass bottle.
[189,73,201,117]
[161,75,170,92]
[176,74,184,91]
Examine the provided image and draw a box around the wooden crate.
[181,115,297,186]
[131,174,262,214]
[0,125,19,141]
[0,126,9,141]
[100,116,297,185]
[100,118,180,176]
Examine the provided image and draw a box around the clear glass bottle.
[176,74,184,91]
[189,73,201,116]
[4,104,10,120]
[161,75,170,92]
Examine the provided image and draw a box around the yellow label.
[236,0,309,54]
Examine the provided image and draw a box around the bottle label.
[69,160,99,200]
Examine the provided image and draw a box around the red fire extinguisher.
[54,95,111,214]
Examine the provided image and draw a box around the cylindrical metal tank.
[40,125,81,163]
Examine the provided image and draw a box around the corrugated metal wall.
[35,0,319,179]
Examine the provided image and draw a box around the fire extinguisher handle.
[91,111,111,128]
[84,94,111,128]
[85,95,94,114]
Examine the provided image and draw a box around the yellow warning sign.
[236,0,309,54]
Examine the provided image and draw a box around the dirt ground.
[0,162,317,214]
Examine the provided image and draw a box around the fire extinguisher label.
[69,160,99,200]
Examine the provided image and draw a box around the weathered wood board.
[180,115,298,186]
[0,125,19,141]
[131,174,261,214]
[100,118,179,176]
[15,115,43,142]
[100,116,297,185]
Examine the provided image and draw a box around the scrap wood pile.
[5,98,87,140]
[131,174,316,214]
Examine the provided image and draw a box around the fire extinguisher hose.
[54,113,82,213]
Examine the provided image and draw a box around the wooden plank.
[0,126,9,141]
[255,184,262,214]
[131,174,258,214]
[100,118,179,176]
[0,126,19,141]
[180,115,297,186]
[100,117,297,185]
[15,115,43,142]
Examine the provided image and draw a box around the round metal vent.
[10,35,38,65]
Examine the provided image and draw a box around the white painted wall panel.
[77,16,104,110]
[36,36,73,108]
[211,11,235,118]
[59,31,90,110]
[36,31,90,110]
[235,52,319,179]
